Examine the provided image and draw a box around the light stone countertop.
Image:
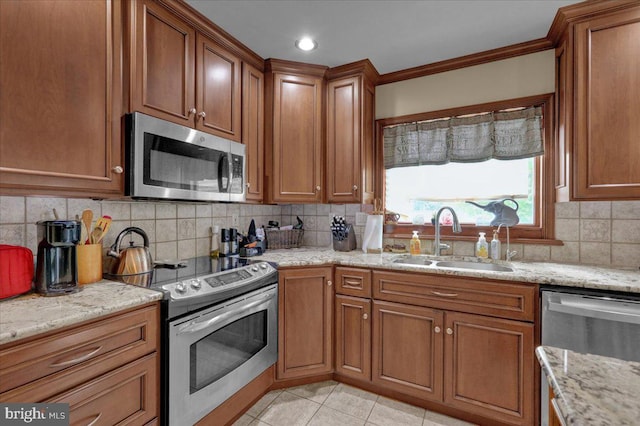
[257,247,640,294]
[536,346,640,425]
[0,280,163,346]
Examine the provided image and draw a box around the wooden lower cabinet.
[444,311,535,425]
[277,267,333,380]
[0,303,160,425]
[335,295,371,381]
[372,300,444,401]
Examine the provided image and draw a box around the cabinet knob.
[327,280,332,286]
[316,185,321,192]
[188,107,197,116]
[198,111,206,119]
[111,166,123,174]
[246,182,251,189]
[434,326,441,333]
[446,327,453,335]
[363,313,368,320]
[353,185,358,191]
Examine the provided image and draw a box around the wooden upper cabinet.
[277,267,333,380]
[0,0,124,197]
[265,61,326,203]
[556,3,640,200]
[130,0,242,141]
[326,62,377,204]
[573,7,640,199]
[243,63,265,201]
[196,33,241,141]
[132,0,195,125]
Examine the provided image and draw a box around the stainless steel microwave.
[125,112,245,202]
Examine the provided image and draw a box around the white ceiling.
[185,0,579,75]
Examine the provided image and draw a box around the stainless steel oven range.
[111,257,278,426]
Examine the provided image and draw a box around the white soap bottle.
[490,230,501,260]
[476,232,488,258]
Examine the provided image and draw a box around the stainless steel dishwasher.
[540,288,640,426]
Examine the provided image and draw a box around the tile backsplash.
[1,197,638,269]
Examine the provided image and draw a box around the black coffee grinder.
[35,220,82,296]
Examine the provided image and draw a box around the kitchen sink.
[393,256,433,266]
[393,256,513,272]
[434,260,514,273]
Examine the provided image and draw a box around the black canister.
[34,220,81,296]
[220,228,231,256]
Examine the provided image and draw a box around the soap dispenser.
[476,232,488,258]
[490,230,501,260]
[410,231,421,255]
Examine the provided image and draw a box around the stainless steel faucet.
[434,207,462,256]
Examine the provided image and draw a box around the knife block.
[333,225,357,252]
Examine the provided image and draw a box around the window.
[377,94,556,242]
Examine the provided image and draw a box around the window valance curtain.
[383,105,543,169]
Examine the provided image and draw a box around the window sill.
[384,223,563,246]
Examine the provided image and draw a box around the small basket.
[266,229,304,249]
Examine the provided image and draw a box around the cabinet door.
[243,63,264,201]
[277,267,333,379]
[335,295,371,381]
[0,0,123,196]
[196,33,241,141]
[573,7,640,199]
[271,73,323,203]
[131,0,195,126]
[444,311,534,425]
[327,76,361,203]
[372,300,443,401]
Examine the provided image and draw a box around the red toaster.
[0,245,34,299]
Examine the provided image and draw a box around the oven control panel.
[161,261,276,300]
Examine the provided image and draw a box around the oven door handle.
[176,295,271,336]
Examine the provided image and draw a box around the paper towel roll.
[362,215,383,253]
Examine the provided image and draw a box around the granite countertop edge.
[0,281,163,346]
[536,345,640,425]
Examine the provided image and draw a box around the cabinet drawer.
[372,271,536,321]
[49,353,158,426]
[0,304,159,399]
[335,267,371,297]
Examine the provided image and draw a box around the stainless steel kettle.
[107,227,153,275]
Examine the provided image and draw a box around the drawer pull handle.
[87,412,102,426]
[49,346,103,368]
[344,279,361,286]
[431,291,458,298]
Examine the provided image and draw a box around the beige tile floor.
[232,381,476,426]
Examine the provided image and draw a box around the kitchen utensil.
[106,227,153,275]
[81,209,93,243]
[92,215,112,243]
[80,221,89,245]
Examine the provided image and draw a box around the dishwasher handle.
[547,295,640,325]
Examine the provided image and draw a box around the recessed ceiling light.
[295,37,317,51]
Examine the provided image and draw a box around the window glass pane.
[190,310,267,394]
[385,158,535,225]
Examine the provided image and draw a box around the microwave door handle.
[547,298,640,325]
[226,153,234,193]
[218,153,230,193]
[177,295,271,335]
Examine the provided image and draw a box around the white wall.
[375,50,555,119]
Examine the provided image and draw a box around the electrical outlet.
[355,212,367,226]
[231,214,239,228]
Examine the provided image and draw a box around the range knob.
[260,263,268,270]
[175,282,187,294]
[190,279,202,290]
[251,266,259,272]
